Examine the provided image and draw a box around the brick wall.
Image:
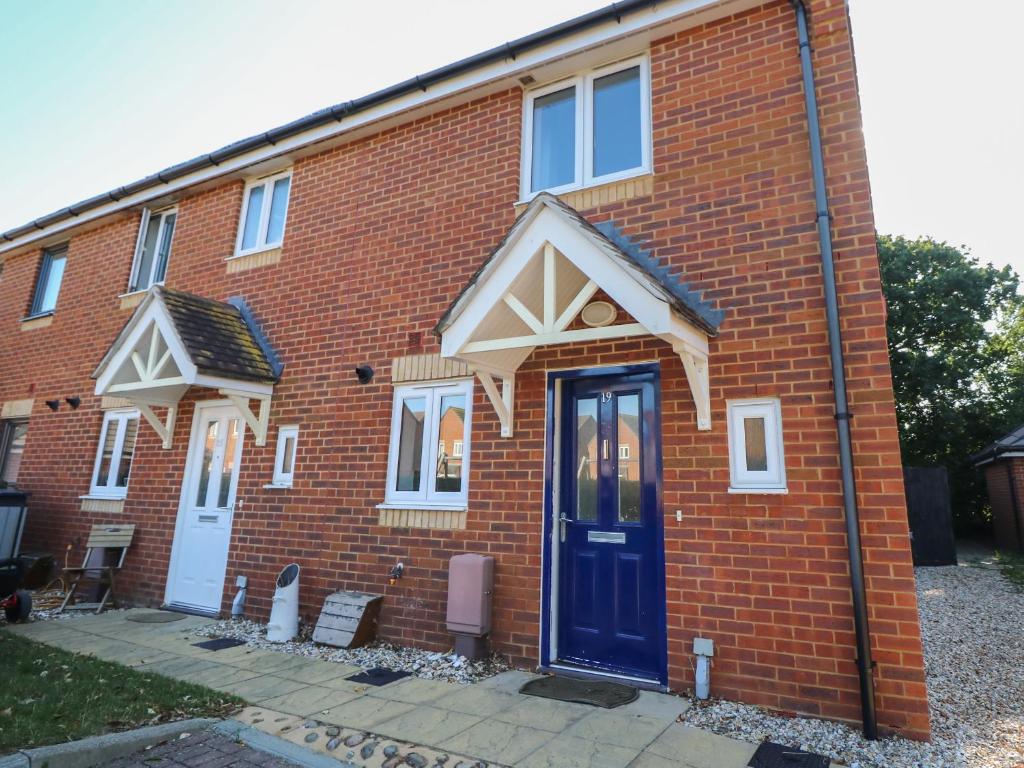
[0,0,929,739]
[984,459,1024,552]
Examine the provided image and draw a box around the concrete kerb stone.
[211,720,348,768]
[0,718,217,768]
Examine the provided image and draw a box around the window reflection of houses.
[436,403,465,490]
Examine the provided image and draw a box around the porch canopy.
[92,286,281,448]
[436,193,723,437]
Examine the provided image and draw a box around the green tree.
[877,234,1022,533]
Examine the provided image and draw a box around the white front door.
[166,403,244,613]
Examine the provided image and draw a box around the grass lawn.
[0,631,243,754]
[993,549,1024,591]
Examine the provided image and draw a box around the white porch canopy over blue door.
[436,193,723,436]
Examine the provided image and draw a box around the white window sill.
[376,502,467,512]
[80,493,128,501]
[229,243,282,261]
[263,482,292,490]
[118,287,156,300]
[727,487,788,495]
[517,168,652,206]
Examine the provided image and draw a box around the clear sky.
[2,1,1021,275]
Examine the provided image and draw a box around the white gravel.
[192,618,510,685]
[680,561,1024,768]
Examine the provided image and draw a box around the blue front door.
[556,369,665,682]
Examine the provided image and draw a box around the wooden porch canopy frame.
[436,193,723,437]
[92,286,281,448]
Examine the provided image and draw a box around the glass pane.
[133,215,161,291]
[95,418,117,488]
[218,419,240,508]
[617,394,641,522]
[282,436,295,474]
[153,213,175,284]
[435,394,466,493]
[114,418,138,487]
[240,184,265,250]
[265,176,291,245]
[37,255,66,313]
[593,66,642,177]
[195,420,219,507]
[744,416,768,472]
[395,397,426,492]
[576,397,598,522]
[531,86,576,192]
[1,422,28,484]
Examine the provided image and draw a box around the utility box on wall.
[446,553,493,659]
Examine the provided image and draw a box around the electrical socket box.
[235,575,248,588]
[693,637,714,657]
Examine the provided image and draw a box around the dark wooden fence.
[903,466,957,566]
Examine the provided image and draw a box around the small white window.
[129,207,176,292]
[89,410,140,498]
[235,169,292,256]
[619,445,630,460]
[727,399,786,493]
[272,425,299,487]
[385,380,472,508]
[521,55,650,198]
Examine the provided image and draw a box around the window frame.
[29,244,68,317]
[0,418,29,486]
[520,54,651,200]
[272,425,299,487]
[727,398,787,493]
[128,206,177,293]
[89,409,140,499]
[384,379,473,508]
[233,169,293,258]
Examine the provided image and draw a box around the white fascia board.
[0,0,757,258]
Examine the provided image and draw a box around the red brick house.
[0,0,929,740]
[973,426,1024,553]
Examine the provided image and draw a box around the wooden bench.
[58,524,135,614]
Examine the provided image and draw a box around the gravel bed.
[192,618,510,685]
[680,562,1024,768]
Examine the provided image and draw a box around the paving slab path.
[3,610,821,767]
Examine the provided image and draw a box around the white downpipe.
[267,563,299,642]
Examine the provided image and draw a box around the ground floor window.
[385,379,472,507]
[0,419,28,485]
[727,398,786,492]
[90,410,140,497]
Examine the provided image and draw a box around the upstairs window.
[727,399,786,493]
[522,55,650,197]
[385,380,472,508]
[235,169,292,256]
[90,410,140,498]
[129,208,176,292]
[29,244,67,316]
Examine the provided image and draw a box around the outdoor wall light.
[388,561,405,586]
[355,364,374,384]
[44,400,60,411]
[65,397,81,409]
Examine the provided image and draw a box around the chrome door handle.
[558,514,573,543]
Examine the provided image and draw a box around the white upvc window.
[272,425,299,487]
[385,380,473,508]
[521,54,651,199]
[234,169,292,256]
[129,207,177,293]
[727,399,787,493]
[89,410,140,498]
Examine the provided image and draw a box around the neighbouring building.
[0,0,930,739]
[972,426,1024,553]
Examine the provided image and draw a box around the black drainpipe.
[789,0,878,740]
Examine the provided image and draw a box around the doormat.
[346,667,412,686]
[125,611,188,623]
[747,741,831,768]
[519,675,639,708]
[192,637,248,651]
